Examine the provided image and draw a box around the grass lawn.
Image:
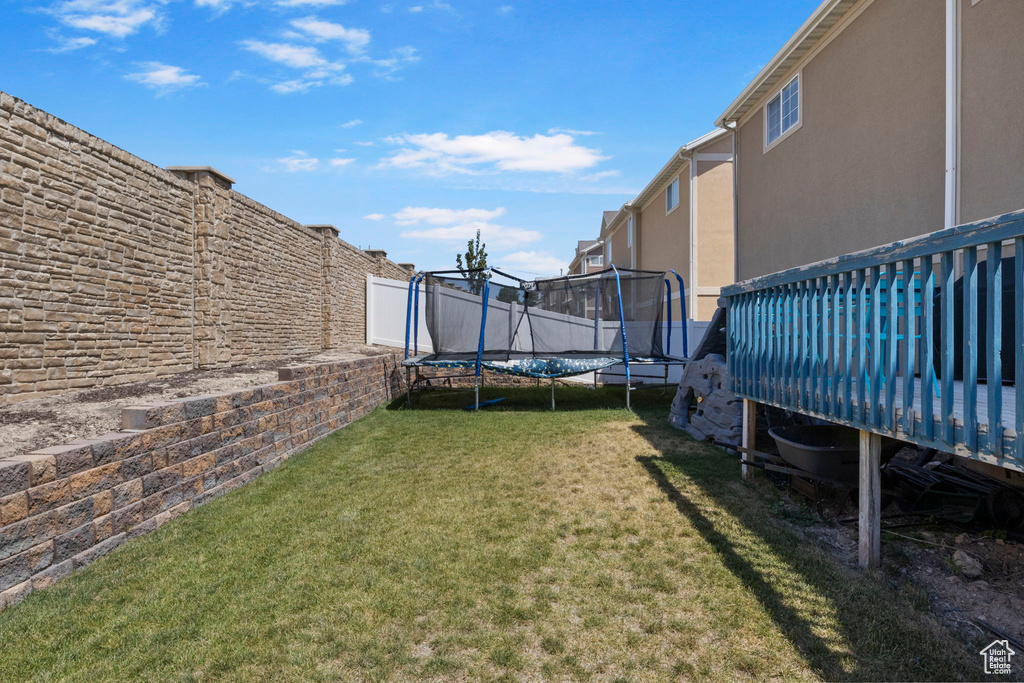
[0,386,978,681]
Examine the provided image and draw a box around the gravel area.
[0,346,390,461]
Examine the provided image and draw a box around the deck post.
[858,430,882,569]
[741,398,757,480]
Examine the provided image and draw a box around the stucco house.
[567,239,604,275]
[572,129,735,323]
[717,0,1024,281]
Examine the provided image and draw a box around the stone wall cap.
[166,166,236,185]
[306,224,340,236]
[364,249,387,258]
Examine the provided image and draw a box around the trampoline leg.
[405,367,412,405]
[475,379,480,411]
[550,378,555,411]
[626,383,631,411]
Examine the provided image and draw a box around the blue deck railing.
[723,209,1024,473]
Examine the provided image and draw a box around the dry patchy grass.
[0,386,978,681]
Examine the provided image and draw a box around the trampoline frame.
[402,266,690,410]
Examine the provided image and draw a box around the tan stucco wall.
[609,219,631,268]
[638,175,689,276]
[734,0,945,280]
[696,159,735,292]
[959,0,1024,223]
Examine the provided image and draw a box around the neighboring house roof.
[715,0,858,126]
[630,128,731,211]
[598,128,731,241]
[577,240,600,253]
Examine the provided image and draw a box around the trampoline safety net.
[419,268,674,363]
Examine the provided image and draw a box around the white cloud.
[376,206,537,250]
[364,213,387,221]
[242,40,352,92]
[276,0,348,5]
[277,151,319,172]
[270,79,321,93]
[391,206,506,226]
[497,5,512,14]
[401,222,540,250]
[495,251,566,277]
[329,157,355,167]
[380,130,607,175]
[48,35,98,52]
[126,62,204,92]
[243,41,333,69]
[359,45,419,79]
[353,140,376,146]
[580,169,620,182]
[547,127,600,136]
[341,119,362,128]
[51,0,162,37]
[409,0,451,11]
[290,17,371,54]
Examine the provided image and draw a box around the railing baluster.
[921,256,934,440]
[729,295,738,391]
[750,291,757,398]
[1016,237,1024,463]
[941,251,955,444]
[870,265,883,426]
[964,246,979,452]
[902,258,917,436]
[886,262,899,432]
[830,273,841,418]
[857,269,869,422]
[757,290,766,401]
[986,241,1002,454]
[799,281,809,410]
[770,287,779,403]
[818,276,827,415]
[844,272,854,421]
[783,285,792,404]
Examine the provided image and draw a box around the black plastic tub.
[768,425,902,485]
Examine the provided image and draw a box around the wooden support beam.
[859,430,882,569]
[741,399,757,480]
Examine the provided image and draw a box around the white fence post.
[365,273,375,345]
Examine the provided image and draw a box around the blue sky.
[1,0,820,276]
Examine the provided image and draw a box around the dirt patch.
[0,346,390,461]
[761,462,1024,655]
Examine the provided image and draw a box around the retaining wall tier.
[0,354,404,609]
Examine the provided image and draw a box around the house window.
[627,215,634,247]
[766,74,800,147]
[666,177,679,213]
[587,255,603,267]
[605,241,611,262]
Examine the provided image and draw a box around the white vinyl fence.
[366,274,712,383]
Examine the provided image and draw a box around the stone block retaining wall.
[0,91,413,402]
[0,353,404,609]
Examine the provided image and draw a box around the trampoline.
[402,266,690,409]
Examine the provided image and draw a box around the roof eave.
[715,0,855,126]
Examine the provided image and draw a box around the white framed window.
[627,215,634,247]
[587,255,603,267]
[765,73,800,150]
[666,177,679,214]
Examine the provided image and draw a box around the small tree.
[456,229,489,294]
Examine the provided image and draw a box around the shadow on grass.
[630,414,974,682]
